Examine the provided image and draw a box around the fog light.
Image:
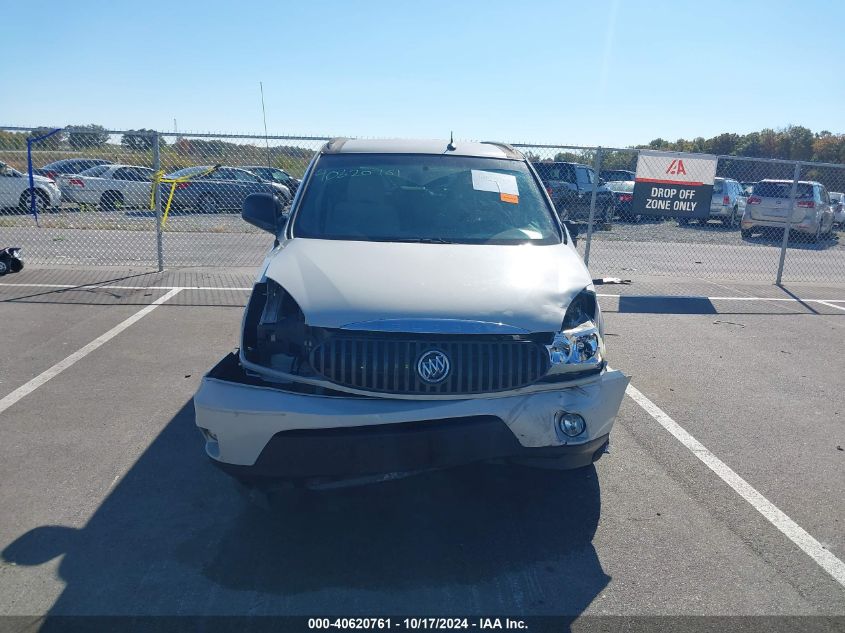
[555,411,586,437]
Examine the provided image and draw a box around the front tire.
[18,189,49,214]
[100,191,123,212]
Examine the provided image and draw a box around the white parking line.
[625,382,845,589]
[0,288,183,417]
[0,283,251,291]
[596,293,845,303]
[815,300,845,312]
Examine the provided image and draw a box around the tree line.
[1,124,843,164]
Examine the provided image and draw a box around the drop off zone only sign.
[631,150,718,219]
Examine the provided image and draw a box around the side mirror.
[242,193,282,233]
[563,220,579,247]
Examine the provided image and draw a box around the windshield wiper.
[391,237,454,244]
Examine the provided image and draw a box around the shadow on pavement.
[618,295,717,314]
[2,401,608,616]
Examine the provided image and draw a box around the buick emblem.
[416,349,451,384]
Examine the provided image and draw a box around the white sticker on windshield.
[471,170,519,197]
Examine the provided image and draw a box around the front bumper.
[194,353,629,482]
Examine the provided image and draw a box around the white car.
[59,164,155,210]
[193,139,629,490]
[0,161,62,212]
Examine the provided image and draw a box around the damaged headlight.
[241,279,311,372]
[546,287,605,374]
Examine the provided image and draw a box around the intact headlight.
[547,288,605,373]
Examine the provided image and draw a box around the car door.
[0,163,22,208]
[818,186,833,231]
[234,169,271,205]
[121,167,154,208]
[574,166,595,215]
[205,169,242,210]
[733,181,746,214]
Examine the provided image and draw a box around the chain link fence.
[515,144,845,285]
[1,126,843,287]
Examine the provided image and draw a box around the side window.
[575,167,593,186]
[212,169,235,180]
[820,187,829,204]
[235,170,260,182]
[124,168,149,182]
[113,168,132,181]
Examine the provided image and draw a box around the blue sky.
[1,0,842,146]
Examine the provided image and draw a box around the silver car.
[708,177,746,227]
[679,177,745,227]
[741,179,835,242]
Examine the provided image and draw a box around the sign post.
[631,150,718,221]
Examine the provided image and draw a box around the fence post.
[583,147,604,266]
[153,132,164,272]
[775,161,801,285]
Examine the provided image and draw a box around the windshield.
[0,163,21,177]
[266,169,290,183]
[292,154,560,245]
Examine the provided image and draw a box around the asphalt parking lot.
[0,268,843,626]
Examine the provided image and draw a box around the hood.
[263,238,592,333]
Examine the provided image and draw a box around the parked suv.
[194,139,629,490]
[532,161,614,225]
[680,177,745,227]
[741,180,835,242]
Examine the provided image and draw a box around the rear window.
[753,182,814,200]
[532,163,575,183]
[712,179,724,193]
[606,181,633,192]
[602,170,633,180]
[80,165,110,177]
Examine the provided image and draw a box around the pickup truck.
[532,161,614,226]
[59,164,155,210]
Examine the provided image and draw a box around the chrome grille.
[310,335,549,395]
